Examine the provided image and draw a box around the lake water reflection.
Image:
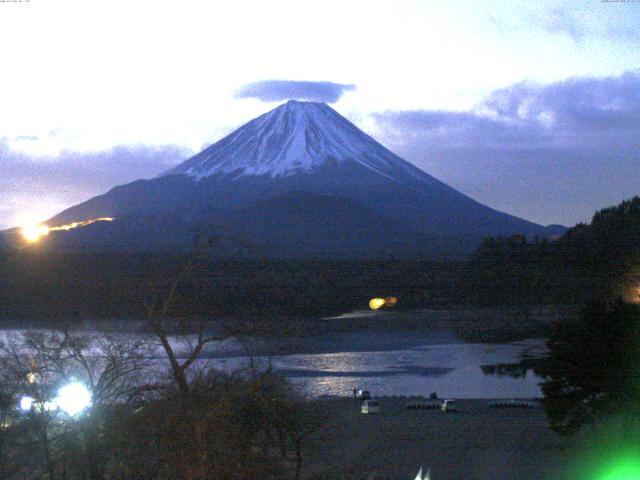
[214,338,547,399]
[0,327,547,399]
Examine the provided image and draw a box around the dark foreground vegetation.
[538,300,640,436]
[0,330,325,480]
[470,198,640,447]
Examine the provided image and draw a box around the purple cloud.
[236,80,356,103]
[374,71,640,226]
[0,143,190,229]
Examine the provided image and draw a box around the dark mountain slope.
[12,100,561,257]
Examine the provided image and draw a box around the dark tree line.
[459,196,640,305]
[466,197,640,437]
[537,300,640,436]
[0,251,460,322]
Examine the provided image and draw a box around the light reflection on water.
[0,329,545,399]
[214,340,547,399]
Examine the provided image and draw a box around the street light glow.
[385,296,398,307]
[55,382,92,416]
[369,298,385,310]
[19,396,34,412]
[20,217,115,244]
[21,224,50,243]
[369,296,398,309]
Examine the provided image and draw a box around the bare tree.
[142,258,225,393]
[138,239,243,394]
[0,330,157,480]
[268,384,327,480]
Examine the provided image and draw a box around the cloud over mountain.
[0,143,189,228]
[374,71,640,226]
[236,80,356,103]
[377,71,640,142]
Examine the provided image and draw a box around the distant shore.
[0,304,573,347]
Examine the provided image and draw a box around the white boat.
[414,466,431,480]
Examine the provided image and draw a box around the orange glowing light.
[21,224,50,243]
[385,296,398,307]
[369,298,386,310]
[20,217,115,243]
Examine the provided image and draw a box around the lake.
[205,330,547,399]
[0,325,547,400]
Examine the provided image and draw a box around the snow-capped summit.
[41,99,563,257]
[164,100,428,184]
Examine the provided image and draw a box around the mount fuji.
[32,100,563,257]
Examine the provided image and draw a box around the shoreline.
[316,394,542,401]
[305,397,572,480]
[0,326,547,359]
[0,304,570,348]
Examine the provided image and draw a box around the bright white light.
[21,223,50,243]
[19,396,34,412]
[55,382,92,416]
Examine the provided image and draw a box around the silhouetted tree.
[537,299,640,435]
[107,370,313,480]
[0,330,156,480]
[462,196,640,306]
[140,252,223,393]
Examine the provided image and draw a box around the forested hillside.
[459,197,640,305]
[0,252,458,322]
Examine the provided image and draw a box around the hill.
[459,196,640,305]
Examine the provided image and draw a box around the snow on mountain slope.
[164,100,432,185]
[33,98,563,256]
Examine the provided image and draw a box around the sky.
[0,0,639,229]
